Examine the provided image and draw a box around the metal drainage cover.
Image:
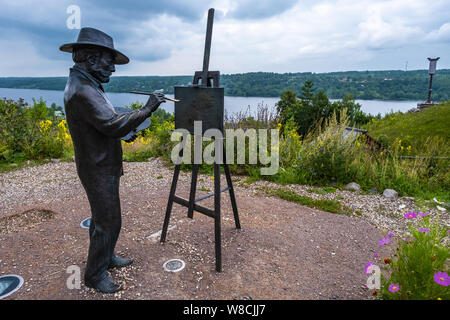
[163,259,186,273]
[0,275,24,299]
[80,218,91,229]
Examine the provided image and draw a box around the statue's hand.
[144,91,166,113]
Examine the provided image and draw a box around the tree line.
[1,69,450,101]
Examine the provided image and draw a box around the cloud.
[224,0,298,19]
[0,0,449,76]
[426,23,450,42]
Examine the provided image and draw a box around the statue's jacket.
[64,66,152,177]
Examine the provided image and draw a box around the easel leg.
[214,163,221,272]
[223,163,241,229]
[160,164,181,243]
[188,164,199,219]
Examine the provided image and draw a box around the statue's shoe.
[108,255,133,269]
[85,275,122,294]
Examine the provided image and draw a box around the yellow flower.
[39,120,52,134]
[57,120,66,129]
[211,176,214,180]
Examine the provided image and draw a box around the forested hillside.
[1,69,449,100]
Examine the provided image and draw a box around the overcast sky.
[0,0,449,76]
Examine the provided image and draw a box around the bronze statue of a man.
[60,27,165,293]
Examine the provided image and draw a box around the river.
[0,87,420,116]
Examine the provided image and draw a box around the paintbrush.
[130,90,180,102]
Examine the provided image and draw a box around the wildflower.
[372,290,378,296]
[211,176,214,180]
[384,258,391,264]
[404,238,415,242]
[387,232,394,238]
[373,253,378,258]
[319,147,323,151]
[418,228,430,233]
[404,212,417,219]
[433,272,449,286]
[364,262,374,274]
[389,284,400,293]
[418,212,429,217]
[379,237,390,246]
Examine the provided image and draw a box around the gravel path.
[0,159,443,300]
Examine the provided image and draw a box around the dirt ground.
[0,160,386,300]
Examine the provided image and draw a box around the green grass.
[0,158,49,173]
[307,186,337,195]
[363,102,450,152]
[263,187,352,215]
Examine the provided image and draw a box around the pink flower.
[379,237,391,246]
[404,212,417,219]
[373,253,379,258]
[418,228,430,233]
[433,272,449,286]
[418,212,429,217]
[364,262,374,274]
[404,238,416,242]
[387,232,394,238]
[389,284,400,293]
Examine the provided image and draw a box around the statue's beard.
[88,64,112,83]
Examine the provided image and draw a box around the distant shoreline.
[0,69,448,101]
[0,87,421,116]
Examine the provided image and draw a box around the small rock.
[382,189,398,200]
[50,158,60,163]
[344,182,360,192]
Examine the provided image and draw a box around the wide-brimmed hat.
[59,27,129,65]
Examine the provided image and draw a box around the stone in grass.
[383,189,398,200]
[344,182,361,192]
